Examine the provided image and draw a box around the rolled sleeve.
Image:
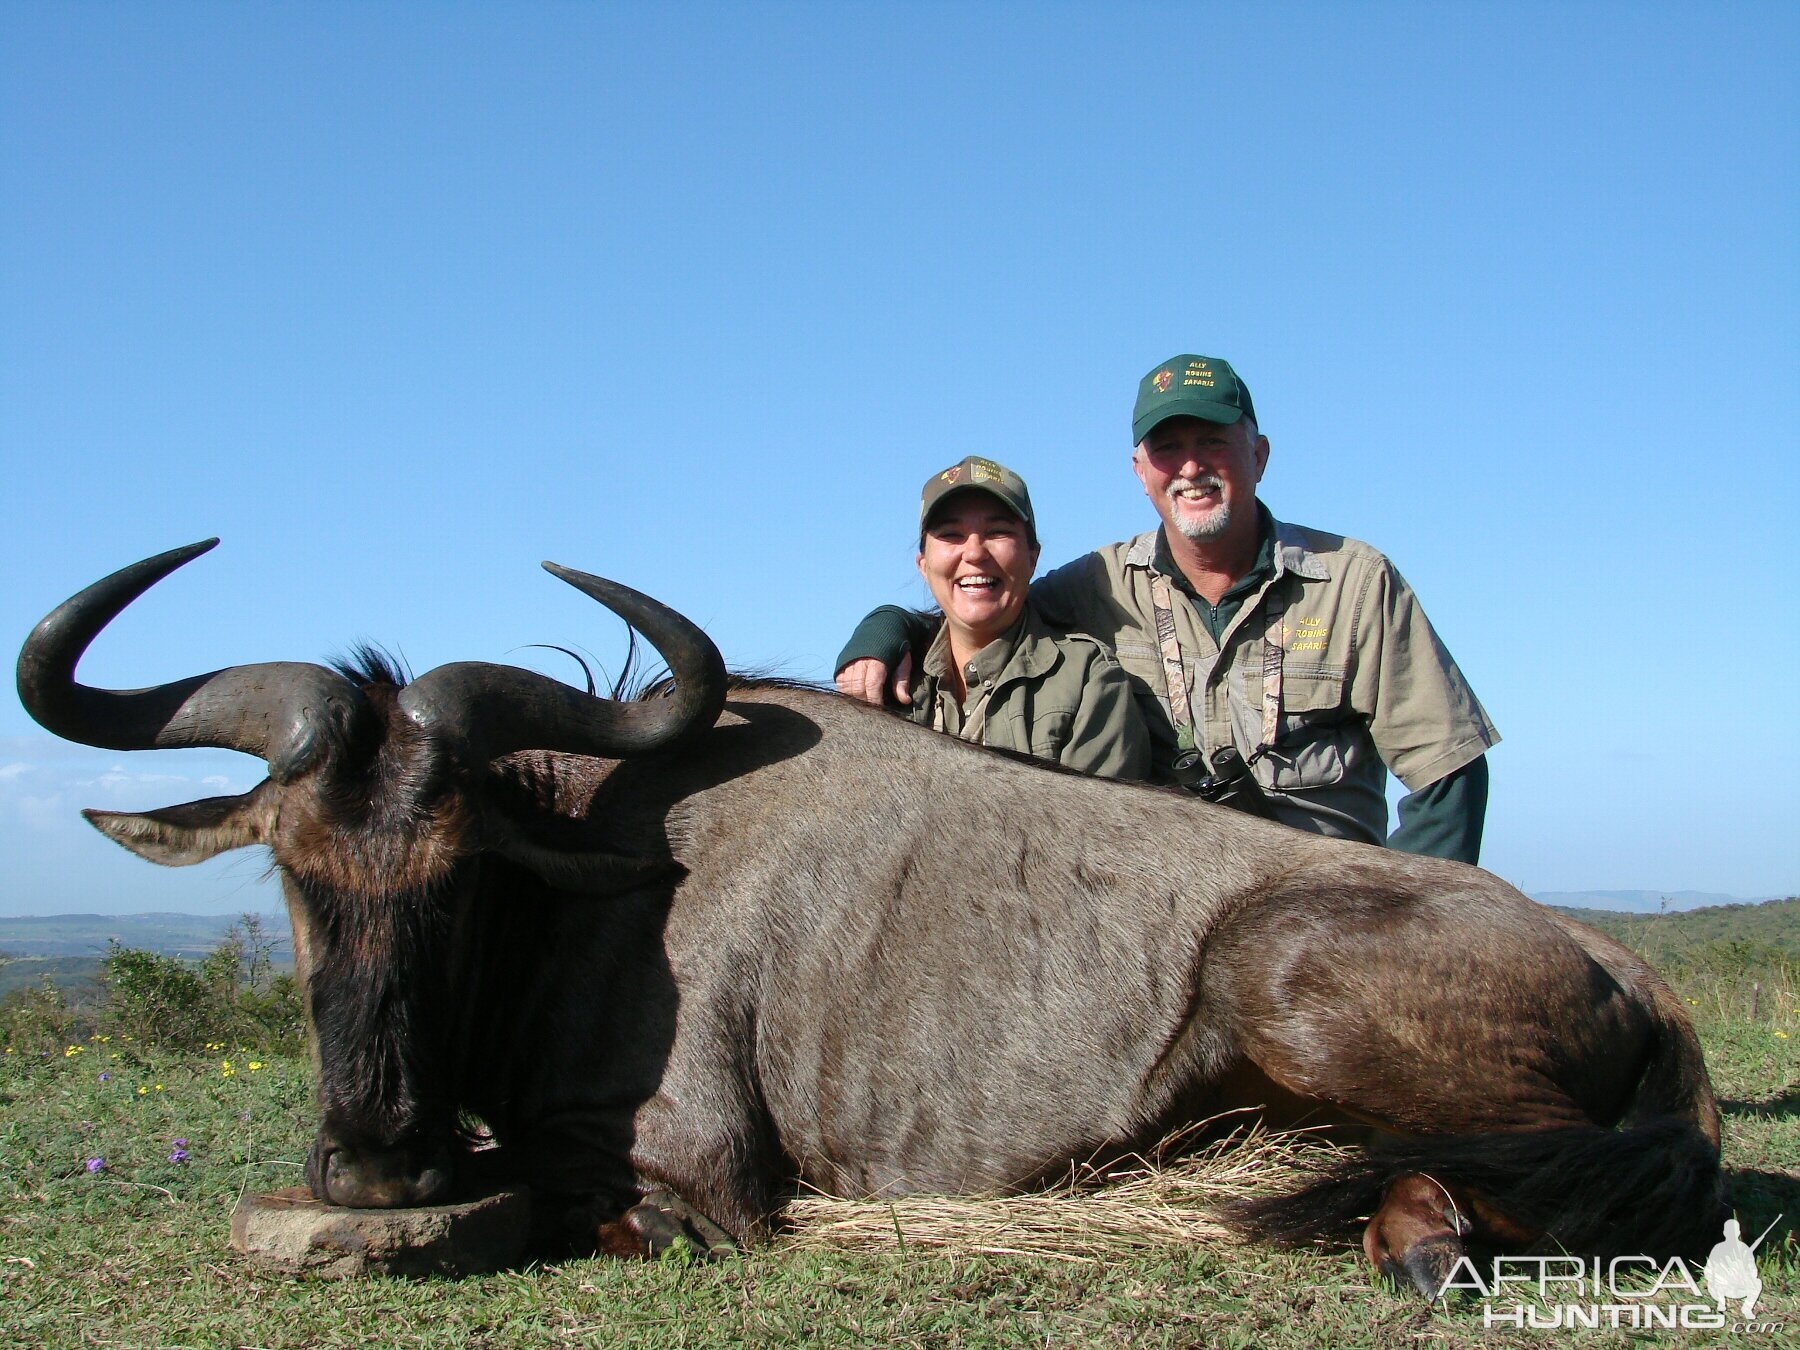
[835,605,937,677]
[1351,560,1499,791]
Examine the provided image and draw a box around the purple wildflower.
[168,1148,189,1164]
[85,1157,105,1173]
[98,1072,110,1083]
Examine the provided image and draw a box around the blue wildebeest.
[17,540,1723,1296]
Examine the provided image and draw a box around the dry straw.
[780,1113,1341,1262]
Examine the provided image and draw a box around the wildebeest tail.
[1224,1115,1724,1259]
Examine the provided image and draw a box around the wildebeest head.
[17,540,726,1207]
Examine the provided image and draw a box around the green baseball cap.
[1132,354,1257,444]
[919,456,1036,543]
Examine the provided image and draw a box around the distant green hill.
[0,955,106,1001]
[0,912,294,1002]
[0,912,290,961]
[1548,896,1800,972]
[1529,889,1788,912]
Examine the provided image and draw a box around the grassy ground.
[2,976,1796,1348]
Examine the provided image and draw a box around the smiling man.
[838,357,1498,862]
[903,456,1150,780]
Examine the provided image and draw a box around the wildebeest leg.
[1362,1172,1472,1299]
[613,996,781,1253]
[1201,870,1696,1283]
[621,1086,778,1253]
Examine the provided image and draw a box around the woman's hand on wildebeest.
[834,652,913,707]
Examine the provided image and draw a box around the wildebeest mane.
[324,632,820,705]
[637,669,828,700]
[960,738,1194,792]
[332,643,413,690]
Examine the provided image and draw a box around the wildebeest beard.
[286,658,477,1183]
[299,874,461,1150]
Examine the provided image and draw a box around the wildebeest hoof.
[597,1190,735,1259]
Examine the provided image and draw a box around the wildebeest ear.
[83,779,278,866]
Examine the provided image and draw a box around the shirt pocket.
[1259,663,1351,790]
[1111,639,1164,690]
[1026,707,1075,762]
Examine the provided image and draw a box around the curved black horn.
[17,540,366,783]
[397,565,727,764]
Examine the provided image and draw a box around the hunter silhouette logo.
[1438,1213,1785,1332]
[1705,1216,1776,1318]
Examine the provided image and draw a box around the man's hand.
[834,651,914,707]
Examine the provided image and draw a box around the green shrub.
[0,974,85,1052]
[214,914,306,1052]
[1663,938,1795,981]
[90,916,308,1054]
[238,971,307,1053]
[99,942,217,1049]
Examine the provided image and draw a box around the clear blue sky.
[3,2,1795,916]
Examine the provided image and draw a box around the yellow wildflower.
[64,1045,85,1057]
[137,1086,148,1096]
[154,1083,165,1092]
[1778,1031,1791,1040]
[248,1062,264,1071]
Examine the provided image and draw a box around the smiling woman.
[901,457,1150,780]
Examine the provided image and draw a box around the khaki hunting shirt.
[910,606,1152,781]
[1028,520,1499,844]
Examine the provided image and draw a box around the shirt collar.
[1125,503,1329,585]
[921,609,1037,686]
